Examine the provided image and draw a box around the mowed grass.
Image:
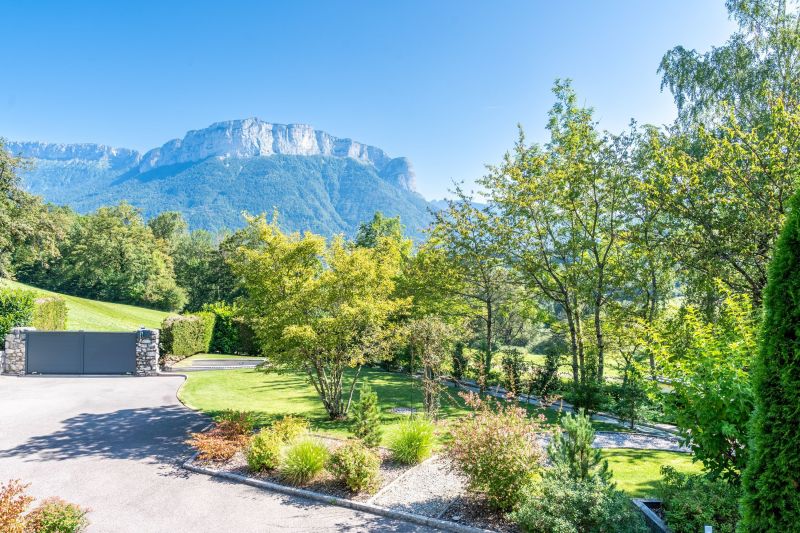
[171,353,266,367]
[602,448,702,497]
[1,279,169,331]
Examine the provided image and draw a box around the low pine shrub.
[657,466,740,533]
[0,479,33,533]
[448,392,544,510]
[0,288,35,338]
[280,439,329,485]
[32,297,68,331]
[389,417,434,465]
[26,497,89,533]
[328,441,381,493]
[271,415,309,442]
[246,429,282,472]
[510,471,647,533]
[350,382,382,448]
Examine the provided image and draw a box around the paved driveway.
[0,376,430,533]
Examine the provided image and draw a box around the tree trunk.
[565,298,580,386]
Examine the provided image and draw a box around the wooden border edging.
[182,454,494,533]
[632,498,671,533]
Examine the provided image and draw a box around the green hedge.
[0,287,36,337]
[160,314,213,358]
[32,297,68,331]
[202,302,261,355]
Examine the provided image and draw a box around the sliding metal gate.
[26,331,137,375]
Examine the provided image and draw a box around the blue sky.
[2,1,736,199]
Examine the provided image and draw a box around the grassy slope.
[1,279,169,331]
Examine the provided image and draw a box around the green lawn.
[1,279,169,331]
[602,448,703,497]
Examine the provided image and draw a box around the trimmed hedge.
[0,287,36,337]
[32,297,68,331]
[160,314,213,358]
[202,302,261,355]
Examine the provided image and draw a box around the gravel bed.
[370,455,466,518]
[195,436,410,502]
[440,494,518,533]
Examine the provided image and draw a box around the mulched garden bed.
[440,494,519,533]
[193,435,411,502]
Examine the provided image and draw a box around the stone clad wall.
[135,328,160,376]
[0,327,160,376]
[2,327,33,376]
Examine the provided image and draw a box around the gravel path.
[369,456,466,518]
[592,431,688,452]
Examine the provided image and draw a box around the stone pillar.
[2,327,34,376]
[135,328,160,376]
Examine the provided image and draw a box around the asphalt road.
[0,375,431,532]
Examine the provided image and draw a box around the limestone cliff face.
[10,118,417,192]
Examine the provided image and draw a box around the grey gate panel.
[25,331,138,375]
[26,332,85,374]
[83,332,136,374]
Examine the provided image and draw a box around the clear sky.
[2,1,736,199]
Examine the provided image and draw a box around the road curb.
[182,454,494,533]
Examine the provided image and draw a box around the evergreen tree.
[548,410,611,484]
[351,381,382,448]
[741,190,800,531]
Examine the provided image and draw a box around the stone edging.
[182,453,494,533]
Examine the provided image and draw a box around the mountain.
[7,119,432,238]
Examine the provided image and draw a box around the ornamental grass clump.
[281,438,329,485]
[246,429,283,472]
[328,441,381,493]
[448,392,544,510]
[388,417,435,464]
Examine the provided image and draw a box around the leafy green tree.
[647,292,756,481]
[232,216,407,419]
[354,211,411,256]
[148,211,188,253]
[548,410,611,484]
[407,315,457,418]
[741,189,800,530]
[173,230,236,310]
[350,381,382,448]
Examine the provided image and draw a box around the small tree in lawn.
[231,216,408,420]
[548,410,611,484]
[351,381,382,448]
[741,190,800,531]
[407,315,457,420]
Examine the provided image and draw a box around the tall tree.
[741,189,800,530]
[232,216,407,419]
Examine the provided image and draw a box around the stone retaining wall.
[135,329,160,376]
[2,327,33,376]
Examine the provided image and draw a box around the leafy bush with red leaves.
[0,479,33,533]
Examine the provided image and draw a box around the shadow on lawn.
[0,405,209,463]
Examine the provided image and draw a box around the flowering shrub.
[26,497,89,533]
[246,429,283,472]
[328,441,381,493]
[0,479,33,533]
[389,417,435,464]
[448,392,544,510]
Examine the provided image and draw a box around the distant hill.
[8,119,434,238]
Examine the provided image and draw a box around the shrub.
[452,341,467,380]
[203,302,239,354]
[501,348,527,396]
[510,472,647,533]
[0,479,33,533]
[741,190,800,530]
[26,497,89,533]
[327,441,381,493]
[197,311,216,351]
[658,466,739,533]
[448,392,544,510]
[246,429,282,472]
[186,429,249,462]
[280,438,329,485]
[548,410,610,483]
[271,415,309,442]
[160,314,212,357]
[235,317,260,355]
[0,288,35,338]
[214,410,257,436]
[389,417,435,465]
[32,297,68,331]
[350,382,382,448]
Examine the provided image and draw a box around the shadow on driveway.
[0,405,209,463]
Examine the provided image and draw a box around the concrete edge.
[182,454,494,533]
